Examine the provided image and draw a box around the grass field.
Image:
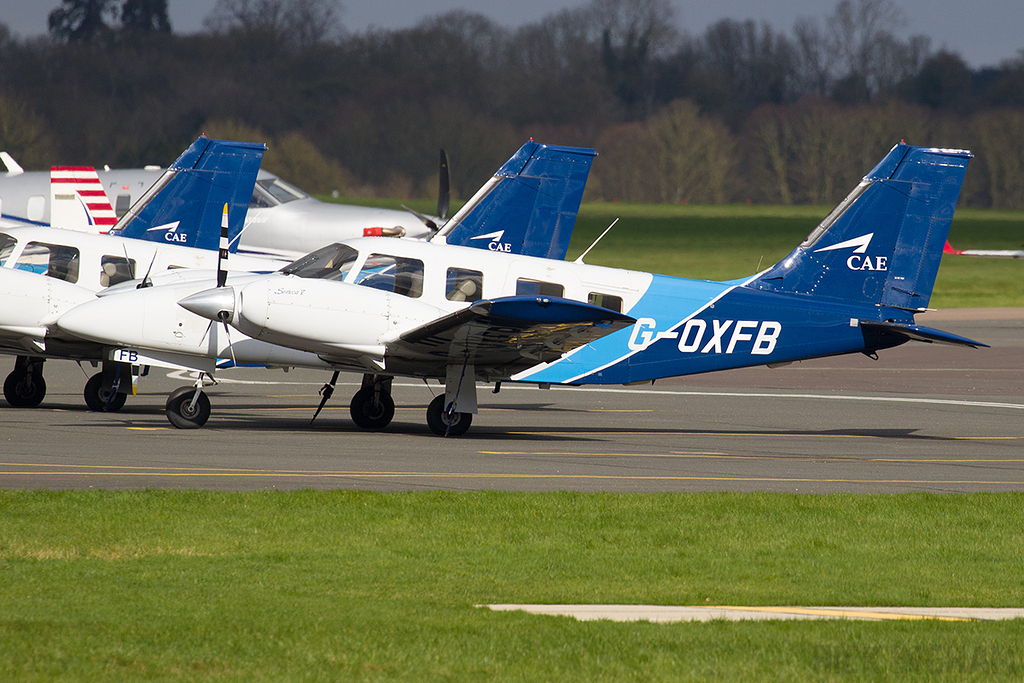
[340,198,1024,308]
[3,490,1024,681]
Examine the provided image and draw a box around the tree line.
[1,0,1023,208]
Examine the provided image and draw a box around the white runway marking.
[484,604,1024,622]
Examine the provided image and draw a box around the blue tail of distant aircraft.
[749,143,972,312]
[109,136,265,252]
[435,141,596,260]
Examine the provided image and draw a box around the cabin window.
[588,292,623,312]
[280,243,359,281]
[115,194,132,218]
[100,255,137,287]
[446,268,483,302]
[357,254,424,298]
[257,177,307,204]
[16,242,80,283]
[250,185,275,208]
[0,233,16,266]
[516,278,564,297]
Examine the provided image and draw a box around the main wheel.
[165,387,211,429]
[426,394,472,437]
[84,372,127,412]
[349,386,395,429]
[4,370,46,408]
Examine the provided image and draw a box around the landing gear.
[349,375,395,429]
[83,369,127,412]
[3,357,46,408]
[426,394,472,437]
[165,385,211,429]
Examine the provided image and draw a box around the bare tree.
[48,0,118,44]
[204,0,342,49]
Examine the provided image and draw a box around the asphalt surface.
[2,309,1021,493]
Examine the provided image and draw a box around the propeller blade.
[219,312,238,368]
[217,203,229,288]
[438,148,450,221]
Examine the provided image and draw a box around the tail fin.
[434,141,596,260]
[109,136,266,252]
[49,166,118,233]
[750,143,972,312]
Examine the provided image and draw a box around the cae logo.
[628,318,782,355]
[814,232,888,272]
[471,229,512,253]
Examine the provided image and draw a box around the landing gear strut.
[349,374,395,429]
[3,356,45,408]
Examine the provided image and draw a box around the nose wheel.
[165,386,211,429]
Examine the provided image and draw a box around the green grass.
[3,490,1024,681]
[328,197,1024,308]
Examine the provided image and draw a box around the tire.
[426,394,472,437]
[4,370,46,408]
[349,386,395,429]
[83,373,127,412]
[165,387,211,429]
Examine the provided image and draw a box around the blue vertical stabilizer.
[110,136,266,252]
[749,144,972,311]
[437,141,596,260]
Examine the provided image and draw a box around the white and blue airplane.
[57,143,985,435]
[7,140,598,417]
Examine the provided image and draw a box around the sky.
[2,0,1021,68]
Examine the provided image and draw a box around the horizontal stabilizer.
[859,320,988,348]
[393,296,634,369]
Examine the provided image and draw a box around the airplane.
[0,147,441,257]
[57,143,985,435]
[0,135,289,410]
[944,240,1024,258]
[10,141,599,420]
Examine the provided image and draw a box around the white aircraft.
[0,148,441,257]
[4,140,599,419]
[55,144,983,436]
[944,240,1024,258]
[0,136,289,409]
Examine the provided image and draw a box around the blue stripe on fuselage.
[514,275,882,385]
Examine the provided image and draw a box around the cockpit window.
[0,233,16,266]
[257,177,307,204]
[280,243,359,281]
[16,242,80,283]
[250,184,275,208]
[356,254,424,298]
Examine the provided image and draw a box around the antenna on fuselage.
[574,218,619,264]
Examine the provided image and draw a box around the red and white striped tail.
[50,166,118,233]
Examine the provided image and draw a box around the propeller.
[437,148,450,222]
[401,148,450,232]
[215,204,237,368]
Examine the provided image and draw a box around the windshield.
[257,177,308,204]
[0,233,16,267]
[279,243,359,281]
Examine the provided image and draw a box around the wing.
[387,296,635,374]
